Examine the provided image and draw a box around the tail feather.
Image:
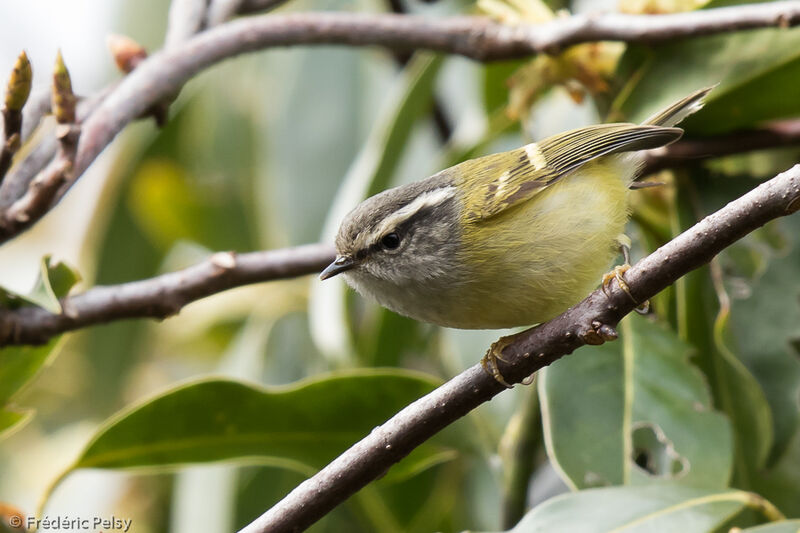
[642,85,715,127]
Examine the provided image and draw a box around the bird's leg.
[602,235,649,314]
[481,331,529,388]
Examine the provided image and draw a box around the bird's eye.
[381,232,401,250]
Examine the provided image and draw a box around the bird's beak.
[320,255,356,280]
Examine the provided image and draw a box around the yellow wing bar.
[462,124,682,222]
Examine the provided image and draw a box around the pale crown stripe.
[357,186,457,249]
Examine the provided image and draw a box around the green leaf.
[482,60,525,114]
[613,3,800,134]
[126,59,260,253]
[751,415,800,517]
[497,485,781,533]
[540,314,732,489]
[309,53,444,363]
[0,408,32,439]
[0,256,80,313]
[356,307,434,368]
[740,520,800,533]
[0,340,62,440]
[672,176,774,487]
[0,340,61,406]
[47,369,462,504]
[728,214,800,465]
[126,159,254,253]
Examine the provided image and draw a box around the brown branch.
[0,113,22,181]
[2,126,79,233]
[1,3,799,243]
[0,88,112,210]
[239,164,800,533]
[207,0,248,26]
[237,0,292,15]
[20,88,52,143]
[643,119,800,175]
[0,52,32,182]
[0,243,334,346]
[165,0,210,49]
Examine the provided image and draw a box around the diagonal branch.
[239,164,800,533]
[2,2,800,243]
[0,244,334,346]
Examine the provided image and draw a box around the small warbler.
[321,87,711,384]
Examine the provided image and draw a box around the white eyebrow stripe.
[359,186,457,249]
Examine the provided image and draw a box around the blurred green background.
[1,0,799,532]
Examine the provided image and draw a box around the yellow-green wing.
[461,123,682,222]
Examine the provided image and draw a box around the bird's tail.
[642,86,715,127]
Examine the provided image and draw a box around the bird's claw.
[481,336,515,388]
[602,264,650,313]
[602,264,633,300]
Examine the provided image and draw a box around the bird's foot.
[602,239,649,314]
[481,334,521,389]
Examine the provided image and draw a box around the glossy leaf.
[497,485,781,533]
[482,59,525,115]
[0,340,60,407]
[749,388,800,517]
[540,314,732,489]
[0,340,61,440]
[0,408,31,439]
[741,520,800,533]
[672,176,774,488]
[728,213,800,465]
[48,370,462,503]
[0,256,80,313]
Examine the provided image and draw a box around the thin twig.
[0,87,113,210]
[239,164,800,533]
[207,0,247,26]
[2,126,79,233]
[1,3,799,242]
[0,244,334,346]
[0,52,80,230]
[20,88,52,143]
[165,0,210,49]
[237,0,292,15]
[0,52,32,182]
[642,119,800,175]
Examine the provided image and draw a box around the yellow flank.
[450,155,635,329]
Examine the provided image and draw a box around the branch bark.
[2,2,800,243]
[642,119,800,175]
[238,164,800,533]
[0,244,334,346]
[0,87,113,210]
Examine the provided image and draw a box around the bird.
[320,87,711,385]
